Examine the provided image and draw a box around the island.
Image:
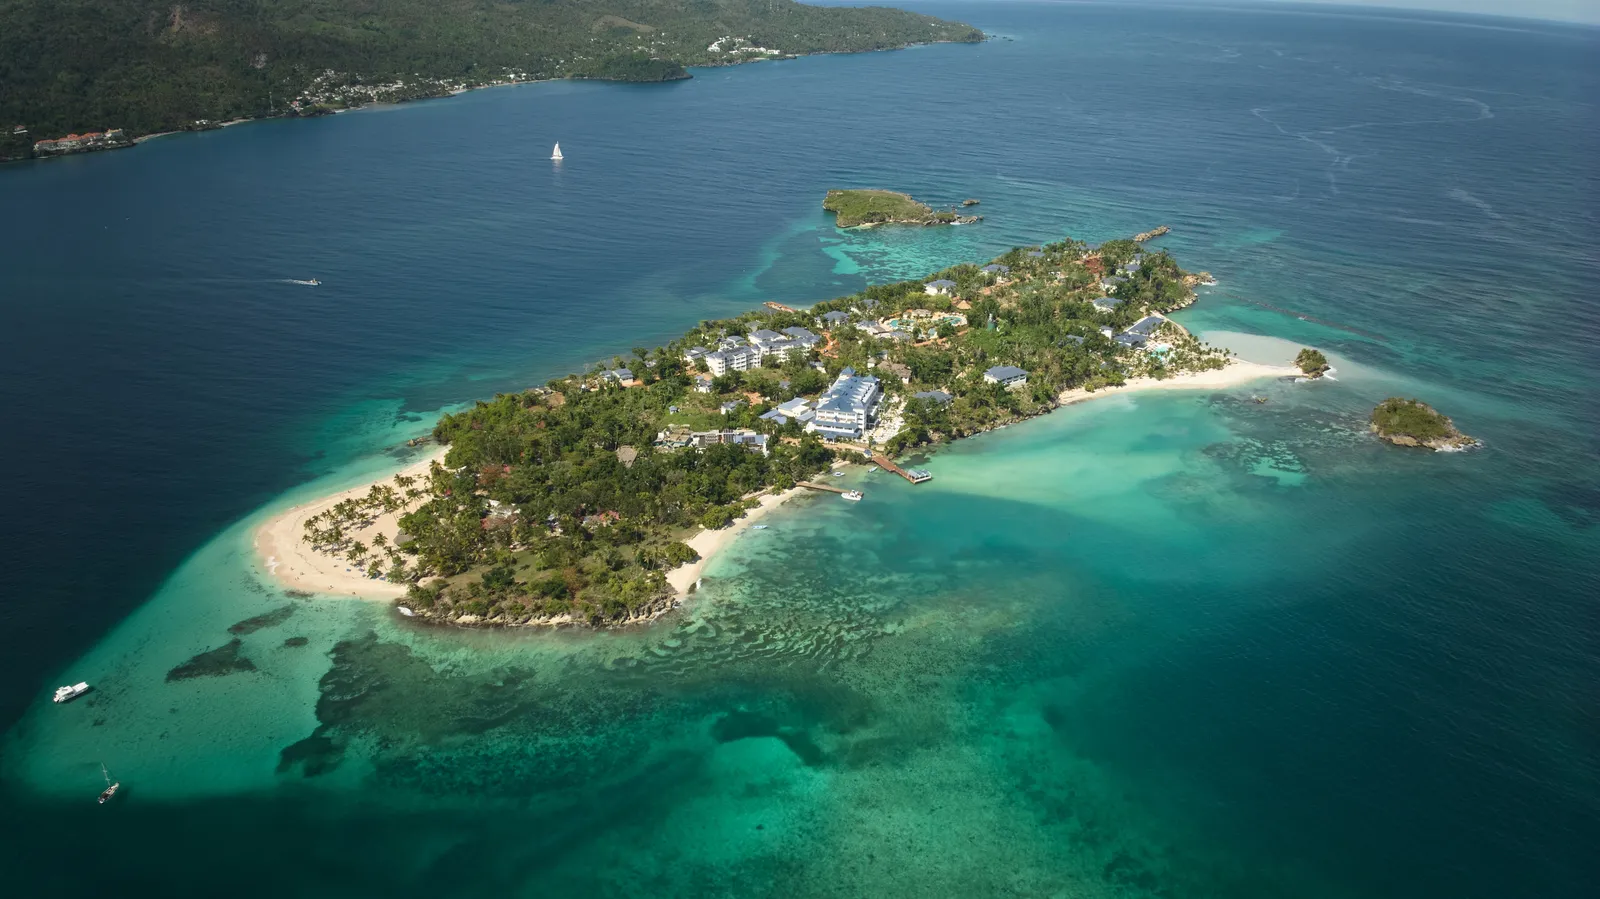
[1370,398,1478,451]
[0,0,984,162]
[824,190,982,228]
[256,228,1298,628]
[1295,348,1331,378]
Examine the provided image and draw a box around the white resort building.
[807,367,882,441]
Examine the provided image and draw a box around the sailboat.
[550,142,563,161]
[98,763,120,804]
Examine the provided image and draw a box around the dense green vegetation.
[0,0,982,154]
[823,188,959,227]
[1296,347,1330,376]
[1369,397,1468,445]
[291,231,1223,627]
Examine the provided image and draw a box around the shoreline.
[20,39,981,164]
[1057,357,1298,406]
[253,450,443,600]
[254,355,1293,619]
[665,486,808,596]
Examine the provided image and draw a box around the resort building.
[1092,296,1122,312]
[601,368,634,384]
[913,389,954,406]
[817,310,851,327]
[878,361,912,385]
[980,264,1011,275]
[684,346,710,366]
[760,396,817,426]
[704,345,761,376]
[807,367,882,441]
[692,374,714,393]
[1128,315,1166,338]
[748,329,787,349]
[719,400,744,415]
[924,279,958,296]
[688,429,769,456]
[983,365,1029,390]
[781,326,821,347]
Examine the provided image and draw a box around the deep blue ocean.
[1,2,1596,896]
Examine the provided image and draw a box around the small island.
[1370,398,1477,450]
[1295,347,1331,378]
[258,226,1300,629]
[823,189,981,228]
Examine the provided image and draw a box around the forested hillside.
[0,0,981,153]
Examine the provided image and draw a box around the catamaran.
[54,682,90,703]
[551,142,563,161]
[98,763,120,804]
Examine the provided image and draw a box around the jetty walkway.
[872,454,933,484]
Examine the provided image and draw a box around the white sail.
[551,142,563,161]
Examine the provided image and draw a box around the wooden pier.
[799,481,851,494]
[872,454,932,484]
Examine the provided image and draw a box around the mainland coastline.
[255,227,1305,628]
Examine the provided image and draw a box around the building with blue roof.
[924,279,958,296]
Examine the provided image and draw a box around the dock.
[799,481,851,494]
[872,454,933,484]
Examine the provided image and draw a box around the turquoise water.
[2,3,1597,896]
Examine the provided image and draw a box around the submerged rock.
[228,604,295,635]
[166,638,258,681]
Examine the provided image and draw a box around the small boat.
[98,763,120,805]
[551,142,563,161]
[751,525,769,530]
[832,471,845,478]
[397,606,416,617]
[54,682,90,703]
[841,490,863,502]
[867,466,878,473]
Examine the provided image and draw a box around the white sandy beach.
[254,450,442,599]
[1058,357,1298,406]
[665,487,806,595]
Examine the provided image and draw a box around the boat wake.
[278,278,321,287]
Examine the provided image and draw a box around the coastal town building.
[32,129,131,156]
[913,389,954,406]
[924,279,957,296]
[808,367,882,441]
[817,310,851,327]
[684,346,710,366]
[983,365,1029,389]
[601,368,634,384]
[693,374,714,393]
[1092,296,1122,311]
[981,264,1010,275]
